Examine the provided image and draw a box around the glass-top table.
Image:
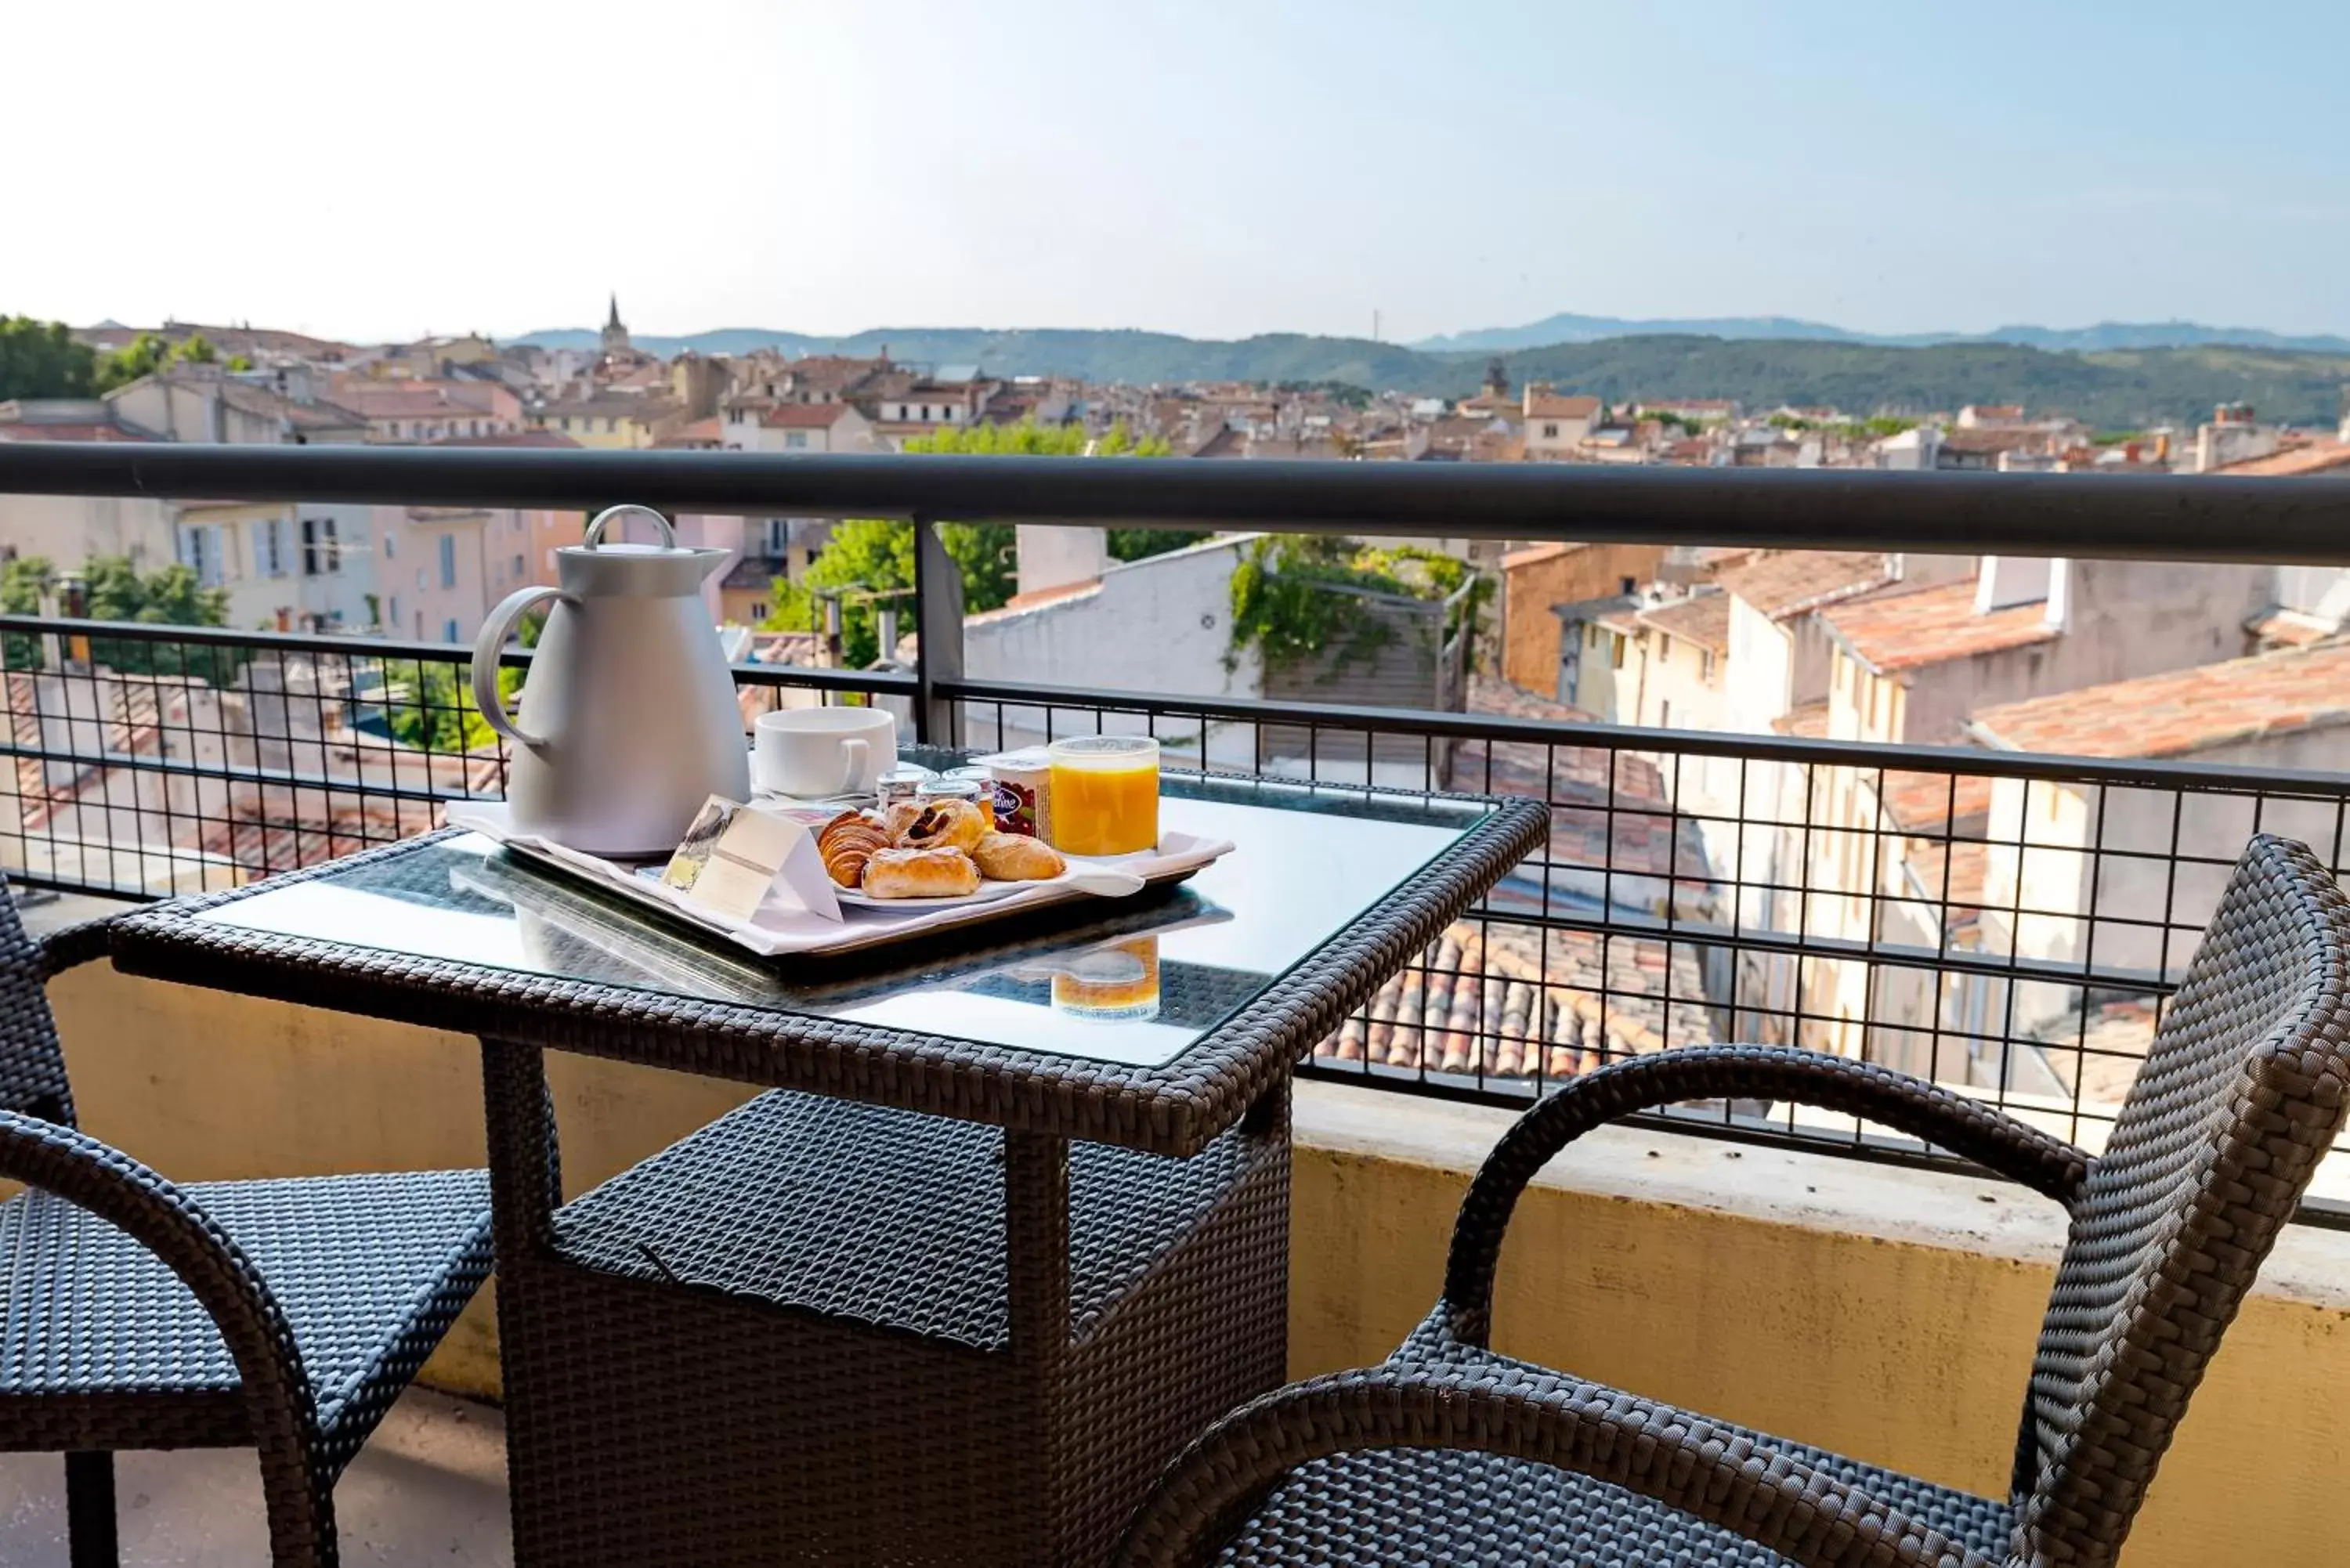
[107,769,1548,1567]
[190,776,1500,1068]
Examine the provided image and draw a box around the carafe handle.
[472,585,569,749]
[583,504,677,550]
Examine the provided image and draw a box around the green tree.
[92,331,235,392]
[784,418,1180,665]
[0,317,97,399]
[1,552,245,679]
[382,659,506,753]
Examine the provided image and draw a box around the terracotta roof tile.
[1771,700,1830,739]
[1967,640,2350,759]
[1635,591,1730,652]
[1823,579,2059,674]
[1715,551,1895,620]
[1525,393,1600,420]
[1311,918,1715,1078]
[761,403,856,428]
[2210,439,2350,477]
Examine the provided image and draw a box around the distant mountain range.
[1412,313,2350,356]
[508,323,2350,430]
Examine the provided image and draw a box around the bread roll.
[861,847,982,899]
[971,832,1065,882]
[902,798,987,854]
[817,810,890,888]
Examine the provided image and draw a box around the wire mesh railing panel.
[946,685,2350,1210]
[9,611,2350,1211]
[0,619,907,900]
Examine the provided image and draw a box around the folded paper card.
[660,796,841,923]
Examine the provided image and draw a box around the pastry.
[901,798,987,854]
[878,800,925,844]
[972,832,1066,882]
[816,810,890,888]
[862,846,982,899]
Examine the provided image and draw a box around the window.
[255,518,286,578]
[1587,624,1600,649]
[1658,632,1672,661]
[1701,649,1716,682]
[384,533,397,560]
[444,619,461,644]
[389,595,400,627]
[302,516,338,577]
[1543,423,1558,439]
[178,524,223,587]
[784,431,809,450]
[513,554,526,579]
[605,417,617,433]
[750,601,769,620]
[1619,576,1637,594]
[1610,633,1625,670]
[415,567,426,591]
[439,534,457,589]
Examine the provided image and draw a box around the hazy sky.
[9,2,2347,345]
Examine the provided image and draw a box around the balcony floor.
[0,1391,510,1565]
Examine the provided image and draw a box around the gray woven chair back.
[0,876,75,1126]
[2013,834,2350,1566]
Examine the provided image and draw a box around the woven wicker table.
[107,770,1546,1566]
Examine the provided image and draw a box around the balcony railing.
[6,441,2350,1219]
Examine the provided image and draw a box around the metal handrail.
[5,440,2350,562]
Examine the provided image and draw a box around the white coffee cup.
[754,706,897,799]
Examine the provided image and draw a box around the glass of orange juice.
[1047,735,1159,856]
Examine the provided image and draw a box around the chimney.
[1973,556,2054,613]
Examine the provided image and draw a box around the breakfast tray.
[444,801,1233,958]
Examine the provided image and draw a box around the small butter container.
[942,765,999,829]
[875,763,935,807]
[976,748,1052,840]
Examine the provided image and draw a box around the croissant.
[817,810,890,888]
[971,832,1065,882]
[902,798,987,854]
[862,846,982,899]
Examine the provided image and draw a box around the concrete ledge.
[1290,1078,2350,1568]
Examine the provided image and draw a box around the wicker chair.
[1119,833,2350,1568]
[0,893,495,1568]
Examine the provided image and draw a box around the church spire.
[600,293,630,356]
[606,291,622,331]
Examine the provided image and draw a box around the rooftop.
[1966,639,2350,759]
[762,403,858,429]
[2211,439,2350,478]
[1635,591,1731,653]
[1713,550,1895,620]
[1822,578,2060,674]
[1525,392,1600,420]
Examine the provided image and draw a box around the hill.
[1414,313,2350,356]
[508,324,2350,428]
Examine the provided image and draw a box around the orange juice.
[1052,938,1161,1021]
[1047,735,1159,856]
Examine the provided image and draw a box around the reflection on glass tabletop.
[196,775,1496,1068]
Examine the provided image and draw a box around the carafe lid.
[555,504,727,594]
[559,504,695,557]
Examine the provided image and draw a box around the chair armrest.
[0,1111,331,1542]
[1115,1365,1999,1568]
[1443,1045,2089,1340]
[35,912,118,979]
